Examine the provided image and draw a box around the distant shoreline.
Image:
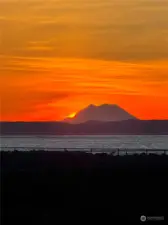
[1,120,168,135]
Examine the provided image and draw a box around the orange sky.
[0,0,168,121]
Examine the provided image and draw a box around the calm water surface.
[1,135,168,151]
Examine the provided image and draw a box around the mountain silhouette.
[63,104,137,123]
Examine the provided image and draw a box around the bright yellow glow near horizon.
[68,112,77,118]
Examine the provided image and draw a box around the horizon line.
[1,119,168,123]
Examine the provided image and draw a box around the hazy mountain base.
[1,151,168,225]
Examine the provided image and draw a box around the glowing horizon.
[67,112,77,119]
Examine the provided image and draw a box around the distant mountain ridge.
[63,104,137,123]
[1,120,168,135]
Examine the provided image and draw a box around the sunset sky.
[0,0,168,121]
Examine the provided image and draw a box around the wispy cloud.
[0,0,168,60]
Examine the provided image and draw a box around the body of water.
[0,135,168,151]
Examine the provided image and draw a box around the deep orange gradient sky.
[0,0,168,121]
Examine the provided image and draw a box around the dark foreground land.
[1,151,168,224]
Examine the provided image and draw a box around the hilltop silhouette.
[63,104,137,123]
